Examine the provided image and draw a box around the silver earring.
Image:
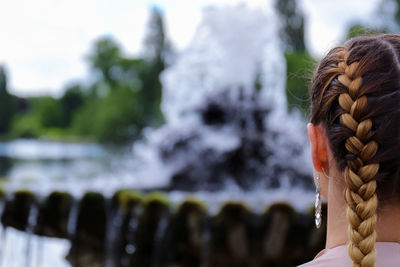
[315,174,322,229]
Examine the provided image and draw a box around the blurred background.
[0,0,397,266]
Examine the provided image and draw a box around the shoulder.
[375,242,400,266]
[297,242,400,267]
[297,244,351,267]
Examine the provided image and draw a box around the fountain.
[132,4,313,193]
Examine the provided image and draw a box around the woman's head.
[309,34,400,267]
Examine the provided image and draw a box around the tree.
[275,0,311,116]
[6,8,173,142]
[142,6,166,63]
[73,33,164,142]
[139,7,168,126]
[59,84,86,127]
[32,97,63,128]
[71,85,141,143]
[345,24,386,40]
[275,0,306,52]
[88,37,122,89]
[0,66,16,134]
[0,66,6,93]
[284,52,315,115]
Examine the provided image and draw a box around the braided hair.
[310,34,400,267]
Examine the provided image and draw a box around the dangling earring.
[315,174,322,229]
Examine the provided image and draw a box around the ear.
[307,123,329,172]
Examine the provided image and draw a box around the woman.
[299,34,400,267]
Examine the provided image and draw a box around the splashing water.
[161,4,286,125]
[132,3,313,196]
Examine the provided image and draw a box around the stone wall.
[0,190,327,267]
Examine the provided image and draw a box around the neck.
[325,181,400,249]
[325,179,347,249]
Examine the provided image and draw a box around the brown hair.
[310,34,400,267]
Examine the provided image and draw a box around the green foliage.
[285,51,316,115]
[0,7,168,143]
[138,57,164,127]
[72,86,141,142]
[10,97,64,138]
[0,66,16,134]
[59,85,86,127]
[9,91,86,139]
[275,0,306,52]
[142,7,166,62]
[5,32,166,143]
[10,113,42,138]
[88,38,122,86]
[140,7,167,126]
[67,34,165,143]
[345,24,387,40]
[32,97,64,128]
[1,7,167,143]
[275,0,313,116]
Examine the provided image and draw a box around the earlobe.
[307,123,329,172]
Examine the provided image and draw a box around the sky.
[0,0,383,97]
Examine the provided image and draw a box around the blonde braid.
[335,49,379,267]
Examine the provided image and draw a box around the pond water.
[0,139,132,196]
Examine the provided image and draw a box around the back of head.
[310,34,400,267]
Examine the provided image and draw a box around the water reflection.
[0,156,12,177]
[0,139,128,196]
[0,139,106,160]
